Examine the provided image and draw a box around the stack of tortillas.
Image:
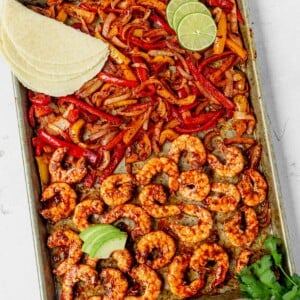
[0,0,109,97]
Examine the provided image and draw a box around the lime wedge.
[173,2,211,31]
[177,12,217,51]
[166,0,197,29]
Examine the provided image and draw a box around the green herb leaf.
[264,235,282,266]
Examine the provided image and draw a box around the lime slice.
[173,2,211,31]
[166,0,197,29]
[177,12,217,51]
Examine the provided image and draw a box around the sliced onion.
[102,12,116,38]
[103,92,132,106]
[111,36,128,48]
[233,111,255,121]
[177,66,193,80]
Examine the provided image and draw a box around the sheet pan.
[12,0,295,298]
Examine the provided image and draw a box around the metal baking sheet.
[12,0,295,298]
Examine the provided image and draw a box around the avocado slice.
[89,231,128,259]
[79,224,119,242]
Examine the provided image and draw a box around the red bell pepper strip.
[131,55,156,96]
[97,72,139,88]
[128,36,167,51]
[37,129,99,165]
[236,8,245,25]
[175,109,224,133]
[58,96,122,125]
[32,137,44,156]
[131,55,150,82]
[28,91,51,106]
[149,13,176,35]
[28,106,36,128]
[98,143,127,183]
[183,109,225,126]
[206,0,233,12]
[103,131,126,151]
[186,57,235,110]
[198,51,234,72]
[177,88,188,99]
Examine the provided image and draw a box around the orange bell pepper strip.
[213,11,227,55]
[225,38,248,61]
[62,3,96,24]
[156,87,196,106]
[159,129,179,145]
[123,114,145,146]
[35,156,50,186]
[137,0,166,12]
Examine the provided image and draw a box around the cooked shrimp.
[207,140,244,177]
[47,229,83,276]
[61,264,97,300]
[40,182,77,223]
[137,184,181,218]
[99,204,152,238]
[135,157,179,192]
[167,254,204,298]
[49,147,87,184]
[237,169,267,206]
[112,249,134,273]
[168,134,206,169]
[73,199,105,231]
[203,182,240,212]
[100,174,135,206]
[136,230,176,269]
[224,206,259,247]
[178,170,210,202]
[125,264,162,300]
[100,267,129,300]
[190,243,229,289]
[170,204,213,243]
[236,249,252,274]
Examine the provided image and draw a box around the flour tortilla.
[1,25,106,82]
[0,24,109,97]
[0,42,108,96]
[2,0,108,65]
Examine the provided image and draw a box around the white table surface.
[0,1,300,299]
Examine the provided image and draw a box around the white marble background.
[0,1,299,299]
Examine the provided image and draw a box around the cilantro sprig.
[238,235,300,300]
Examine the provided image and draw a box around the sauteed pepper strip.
[97,72,139,88]
[58,96,122,124]
[186,56,235,110]
[37,129,99,165]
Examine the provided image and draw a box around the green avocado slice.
[89,232,128,259]
[79,224,120,242]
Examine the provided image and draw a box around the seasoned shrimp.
[170,204,213,243]
[112,249,134,273]
[190,243,229,289]
[40,182,77,223]
[100,174,135,206]
[136,230,176,269]
[99,204,152,238]
[47,229,83,276]
[168,134,206,169]
[137,184,180,218]
[236,249,252,274]
[100,268,129,300]
[61,264,97,300]
[167,254,204,298]
[49,147,87,184]
[125,264,162,300]
[203,182,240,212]
[224,206,259,247]
[237,169,267,206]
[207,140,244,177]
[178,170,210,202]
[135,157,179,192]
[73,199,105,231]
